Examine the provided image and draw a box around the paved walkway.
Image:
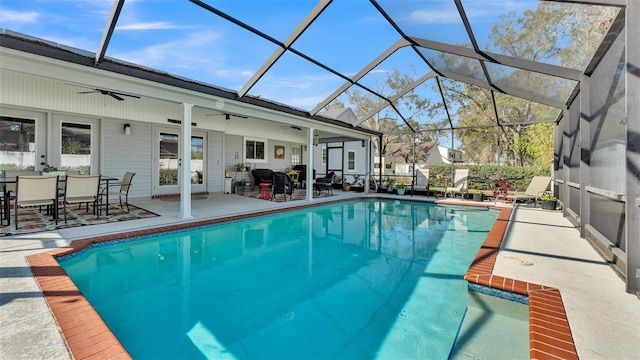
[0,193,637,359]
[492,205,639,359]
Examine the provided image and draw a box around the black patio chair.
[252,169,274,191]
[292,165,315,189]
[314,171,334,196]
[271,172,294,201]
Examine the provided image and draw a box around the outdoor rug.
[1,204,159,237]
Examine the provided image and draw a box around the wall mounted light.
[124,123,131,136]
[362,140,365,147]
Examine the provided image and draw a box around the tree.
[341,68,433,159]
[430,3,614,167]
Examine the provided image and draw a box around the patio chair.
[314,171,334,196]
[3,170,44,226]
[4,170,40,196]
[63,175,101,223]
[14,175,59,230]
[251,169,274,191]
[292,165,315,189]
[509,176,551,207]
[445,169,469,200]
[99,172,136,214]
[411,168,429,196]
[57,170,80,197]
[271,172,294,201]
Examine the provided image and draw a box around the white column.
[364,139,371,194]
[306,128,315,200]
[180,103,193,219]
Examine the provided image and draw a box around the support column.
[180,103,193,219]
[306,128,315,200]
[625,1,640,294]
[579,74,591,238]
[364,138,371,194]
[562,107,571,218]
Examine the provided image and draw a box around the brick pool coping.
[26,198,577,359]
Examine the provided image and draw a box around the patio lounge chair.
[445,169,469,200]
[411,168,429,196]
[508,176,551,207]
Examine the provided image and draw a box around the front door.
[154,127,207,195]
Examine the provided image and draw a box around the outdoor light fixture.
[362,140,365,147]
[124,123,131,135]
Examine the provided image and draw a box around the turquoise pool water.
[60,199,501,359]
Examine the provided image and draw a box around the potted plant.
[396,183,406,195]
[540,193,557,210]
[342,180,351,191]
[386,177,395,192]
[235,162,245,172]
[42,164,65,177]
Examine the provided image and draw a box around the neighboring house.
[425,145,464,165]
[315,107,371,184]
[374,142,463,176]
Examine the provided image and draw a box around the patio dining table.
[0,175,120,226]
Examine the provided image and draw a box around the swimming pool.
[60,199,504,359]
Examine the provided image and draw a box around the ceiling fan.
[67,84,140,101]
[206,113,248,120]
[280,125,302,131]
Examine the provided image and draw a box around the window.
[291,145,301,165]
[347,150,355,171]
[0,117,36,170]
[245,137,266,162]
[322,145,327,165]
[61,122,91,173]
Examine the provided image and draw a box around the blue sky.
[0,0,538,113]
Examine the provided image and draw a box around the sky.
[0,0,546,112]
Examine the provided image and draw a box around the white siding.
[207,130,223,192]
[102,120,153,199]
[1,70,183,124]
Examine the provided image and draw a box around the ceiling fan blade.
[108,93,125,101]
[78,90,99,94]
[111,92,141,99]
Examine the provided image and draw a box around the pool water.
[450,291,530,359]
[60,200,502,359]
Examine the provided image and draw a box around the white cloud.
[117,22,179,31]
[112,30,222,67]
[0,9,39,23]
[408,10,464,24]
[406,1,525,25]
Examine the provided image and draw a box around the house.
[0,32,379,209]
[374,142,463,176]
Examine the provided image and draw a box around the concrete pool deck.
[1,192,638,359]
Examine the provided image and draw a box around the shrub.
[424,164,547,192]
